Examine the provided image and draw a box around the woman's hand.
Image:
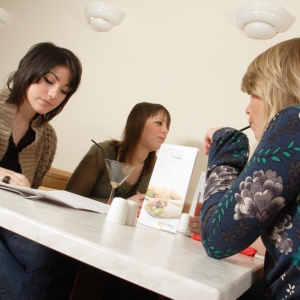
[204,127,223,155]
[189,216,201,234]
[0,167,30,187]
[127,191,145,209]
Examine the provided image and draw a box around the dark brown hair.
[6,42,82,124]
[109,102,171,174]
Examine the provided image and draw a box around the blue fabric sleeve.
[201,106,300,259]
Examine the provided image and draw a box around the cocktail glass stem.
[105,159,136,205]
[107,187,116,205]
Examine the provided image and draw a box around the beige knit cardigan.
[0,89,57,188]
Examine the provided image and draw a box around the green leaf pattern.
[244,140,300,172]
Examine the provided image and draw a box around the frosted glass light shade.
[90,17,113,32]
[0,7,10,24]
[236,2,292,39]
[85,2,126,32]
[245,22,277,39]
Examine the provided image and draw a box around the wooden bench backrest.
[41,167,72,190]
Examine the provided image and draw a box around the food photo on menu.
[145,186,184,218]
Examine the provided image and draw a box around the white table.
[0,189,264,300]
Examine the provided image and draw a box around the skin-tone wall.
[0,0,298,205]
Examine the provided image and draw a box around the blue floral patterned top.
[201,105,300,299]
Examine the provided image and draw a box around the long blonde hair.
[241,38,300,135]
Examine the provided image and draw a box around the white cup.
[125,200,138,227]
[177,213,191,235]
[106,197,129,225]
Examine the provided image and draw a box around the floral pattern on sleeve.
[200,106,300,299]
[234,170,285,222]
[204,165,237,201]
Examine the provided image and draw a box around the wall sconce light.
[0,7,10,24]
[85,2,126,32]
[236,2,292,39]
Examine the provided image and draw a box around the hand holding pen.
[204,125,250,155]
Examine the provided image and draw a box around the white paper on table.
[138,144,199,233]
[0,182,110,214]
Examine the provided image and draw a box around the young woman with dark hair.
[0,41,82,299]
[66,102,171,299]
[66,102,171,208]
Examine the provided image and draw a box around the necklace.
[114,157,149,199]
[12,123,29,134]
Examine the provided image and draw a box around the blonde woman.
[202,38,300,299]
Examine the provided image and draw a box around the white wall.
[0,0,298,203]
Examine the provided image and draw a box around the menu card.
[138,144,198,233]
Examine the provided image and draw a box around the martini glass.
[105,159,136,205]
